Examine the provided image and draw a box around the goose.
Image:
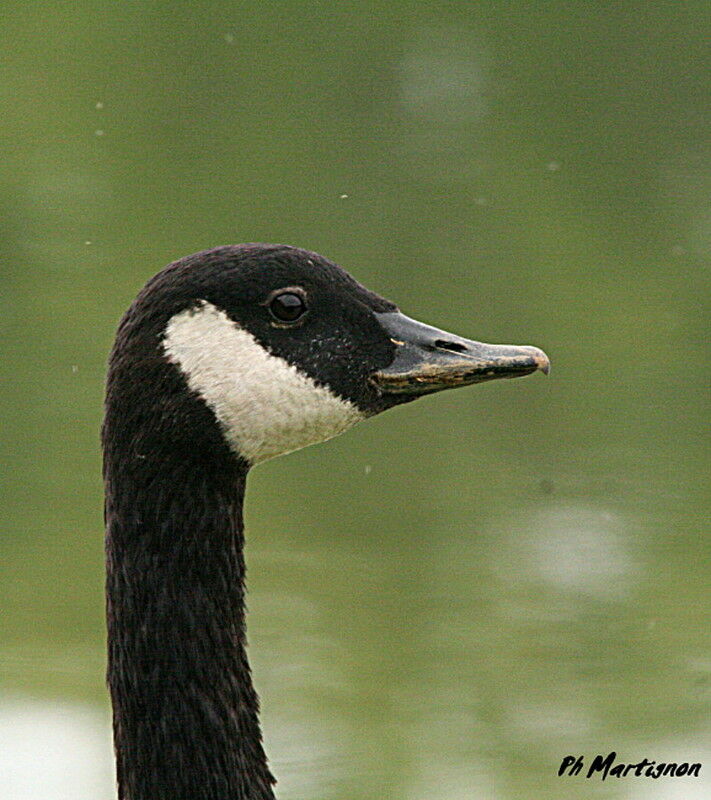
[102,243,549,800]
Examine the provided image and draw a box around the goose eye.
[269,291,307,323]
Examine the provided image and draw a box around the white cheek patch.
[163,302,365,464]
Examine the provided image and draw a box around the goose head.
[111,243,548,470]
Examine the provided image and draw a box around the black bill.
[371,311,550,396]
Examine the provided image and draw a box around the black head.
[105,243,548,468]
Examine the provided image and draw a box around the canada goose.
[103,243,549,800]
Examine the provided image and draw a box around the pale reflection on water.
[494,503,635,600]
[0,696,114,800]
[4,695,709,800]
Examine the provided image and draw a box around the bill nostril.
[434,339,468,354]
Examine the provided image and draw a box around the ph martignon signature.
[559,752,702,780]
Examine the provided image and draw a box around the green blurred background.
[1,2,709,798]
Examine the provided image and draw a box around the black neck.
[105,453,275,800]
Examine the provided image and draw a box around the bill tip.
[532,348,551,375]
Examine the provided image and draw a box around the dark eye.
[269,291,308,323]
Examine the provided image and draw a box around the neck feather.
[105,454,275,800]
